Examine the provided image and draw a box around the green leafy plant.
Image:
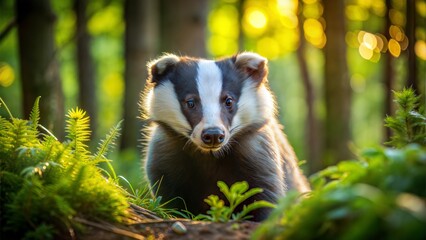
[0,98,129,239]
[195,181,275,222]
[385,88,426,147]
[123,178,187,219]
[254,89,426,240]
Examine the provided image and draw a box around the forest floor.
[80,219,259,240]
[77,204,260,240]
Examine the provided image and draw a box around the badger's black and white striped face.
[145,52,275,153]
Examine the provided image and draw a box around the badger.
[141,52,310,221]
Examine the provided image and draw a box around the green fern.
[0,98,129,239]
[94,120,123,162]
[29,96,41,131]
[65,107,91,160]
[93,120,123,183]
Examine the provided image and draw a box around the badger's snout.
[201,128,225,147]
[191,123,228,152]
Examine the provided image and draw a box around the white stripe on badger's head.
[197,60,223,128]
[190,60,229,151]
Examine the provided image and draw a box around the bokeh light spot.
[415,40,426,60]
[277,0,298,13]
[388,39,401,57]
[0,63,15,87]
[363,32,377,50]
[246,8,267,29]
[243,7,268,37]
[376,34,386,52]
[359,42,373,60]
[304,18,323,39]
[303,18,325,48]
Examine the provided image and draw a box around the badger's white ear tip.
[148,53,180,74]
[237,52,265,59]
[235,52,267,69]
[148,53,179,67]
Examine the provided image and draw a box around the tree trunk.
[121,0,158,150]
[297,5,322,173]
[237,0,245,51]
[159,0,208,57]
[74,0,97,138]
[16,0,64,139]
[384,0,394,142]
[405,0,417,92]
[323,0,352,165]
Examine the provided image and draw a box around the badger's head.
[143,52,275,154]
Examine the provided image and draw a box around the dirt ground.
[77,204,260,240]
[79,219,260,240]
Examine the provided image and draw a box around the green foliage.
[123,177,189,219]
[255,145,426,240]
[0,98,129,239]
[385,88,426,147]
[254,89,426,240]
[195,181,275,222]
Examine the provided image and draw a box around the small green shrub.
[254,89,426,240]
[0,98,129,239]
[195,181,275,222]
[385,88,426,147]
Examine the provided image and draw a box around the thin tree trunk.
[297,5,322,173]
[159,0,208,57]
[121,0,158,150]
[74,0,96,138]
[16,0,64,139]
[406,0,417,92]
[384,0,394,141]
[237,0,245,51]
[323,0,352,165]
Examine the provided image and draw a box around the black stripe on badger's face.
[167,59,203,130]
[215,58,244,129]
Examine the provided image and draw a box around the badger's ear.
[234,52,268,84]
[147,54,180,84]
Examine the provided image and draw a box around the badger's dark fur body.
[141,52,310,221]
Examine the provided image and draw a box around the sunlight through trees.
[0,0,424,174]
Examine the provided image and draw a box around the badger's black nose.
[201,128,225,146]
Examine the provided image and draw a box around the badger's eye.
[186,99,195,109]
[225,97,233,109]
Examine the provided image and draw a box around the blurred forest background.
[0,0,425,186]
